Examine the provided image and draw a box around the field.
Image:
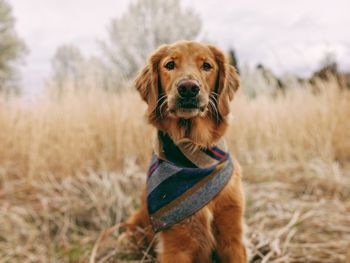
[0,79,349,262]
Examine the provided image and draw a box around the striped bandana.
[147,131,233,232]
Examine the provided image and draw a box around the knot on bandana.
[147,131,233,232]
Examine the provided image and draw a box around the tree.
[49,44,126,94]
[228,48,239,74]
[101,0,202,78]
[240,64,284,98]
[319,51,337,71]
[309,51,349,89]
[51,44,85,93]
[0,0,26,94]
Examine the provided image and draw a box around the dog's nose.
[177,79,200,98]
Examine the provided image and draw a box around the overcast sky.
[8,0,350,94]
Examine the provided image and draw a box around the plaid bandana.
[147,131,233,232]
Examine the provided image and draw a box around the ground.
[0,81,349,262]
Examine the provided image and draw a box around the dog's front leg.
[158,215,214,263]
[213,178,247,263]
[157,225,196,263]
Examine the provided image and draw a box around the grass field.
[0,79,349,262]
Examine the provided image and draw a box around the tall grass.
[1,80,348,177]
[0,79,349,262]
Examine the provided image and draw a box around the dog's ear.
[134,45,168,112]
[134,65,152,102]
[208,45,240,118]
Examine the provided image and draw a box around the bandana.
[147,131,233,232]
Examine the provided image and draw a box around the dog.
[125,41,247,263]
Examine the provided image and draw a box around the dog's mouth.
[169,97,207,119]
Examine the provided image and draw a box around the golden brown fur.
[126,41,246,262]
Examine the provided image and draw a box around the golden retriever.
[125,41,246,263]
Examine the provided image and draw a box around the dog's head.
[135,41,239,144]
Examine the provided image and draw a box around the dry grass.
[0,80,349,262]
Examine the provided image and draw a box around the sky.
[8,0,350,94]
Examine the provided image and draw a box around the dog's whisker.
[151,94,167,115]
[156,94,167,105]
[210,94,218,104]
[209,94,220,122]
[209,96,218,104]
[206,100,214,115]
[158,98,168,119]
[208,98,219,122]
[211,91,220,100]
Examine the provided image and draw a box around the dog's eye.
[164,61,175,70]
[202,62,212,71]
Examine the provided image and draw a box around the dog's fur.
[125,41,247,263]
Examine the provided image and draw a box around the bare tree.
[49,44,126,94]
[0,0,27,94]
[228,48,239,74]
[319,51,337,71]
[51,44,85,93]
[101,0,202,78]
